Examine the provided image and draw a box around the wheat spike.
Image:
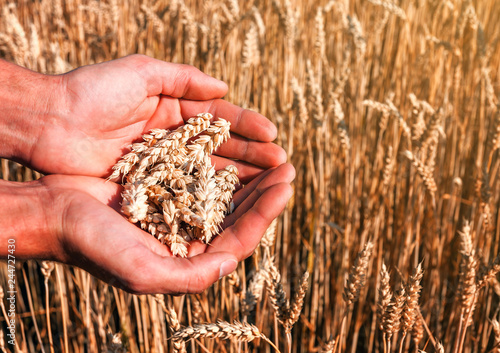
[242,23,260,67]
[412,315,424,348]
[160,297,187,353]
[384,287,406,339]
[491,111,500,152]
[260,219,278,250]
[321,338,336,353]
[492,319,500,353]
[172,321,263,342]
[347,15,366,57]
[404,151,437,196]
[377,263,393,331]
[140,4,164,34]
[314,7,325,58]
[243,268,267,316]
[382,147,395,189]
[106,332,126,353]
[291,77,309,126]
[367,0,407,20]
[458,253,477,318]
[343,242,374,306]
[477,255,500,289]
[266,261,290,328]
[401,264,424,334]
[287,272,309,330]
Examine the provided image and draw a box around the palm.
[45,161,294,294]
[29,55,284,181]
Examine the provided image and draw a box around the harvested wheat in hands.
[109,113,239,257]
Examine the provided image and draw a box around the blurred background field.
[0,0,499,352]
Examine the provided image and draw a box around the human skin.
[0,55,295,294]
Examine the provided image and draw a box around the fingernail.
[219,260,238,279]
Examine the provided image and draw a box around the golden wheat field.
[0,0,499,352]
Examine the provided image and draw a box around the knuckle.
[125,54,150,68]
[244,247,257,260]
[124,275,147,294]
[129,53,148,61]
[184,270,211,294]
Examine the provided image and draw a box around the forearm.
[0,179,59,260]
[0,59,63,165]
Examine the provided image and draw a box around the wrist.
[0,179,63,261]
[0,59,65,167]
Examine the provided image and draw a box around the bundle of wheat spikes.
[109,113,239,257]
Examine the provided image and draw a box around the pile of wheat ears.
[0,0,499,352]
[109,112,238,257]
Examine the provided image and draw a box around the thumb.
[124,54,228,100]
[128,251,238,295]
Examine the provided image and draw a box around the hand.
[26,54,285,181]
[39,163,294,294]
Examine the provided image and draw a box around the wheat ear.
[343,241,374,307]
[172,321,280,352]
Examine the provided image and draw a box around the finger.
[230,167,276,205]
[179,99,277,142]
[186,240,207,257]
[42,175,124,211]
[226,163,295,224]
[214,134,287,168]
[143,96,184,131]
[187,164,294,257]
[74,179,174,257]
[126,54,228,100]
[208,183,293,260]
[124,250,238,294]
[211,156,265,184]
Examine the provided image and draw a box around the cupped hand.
[30,54,285,181]
[42,163,294,294]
